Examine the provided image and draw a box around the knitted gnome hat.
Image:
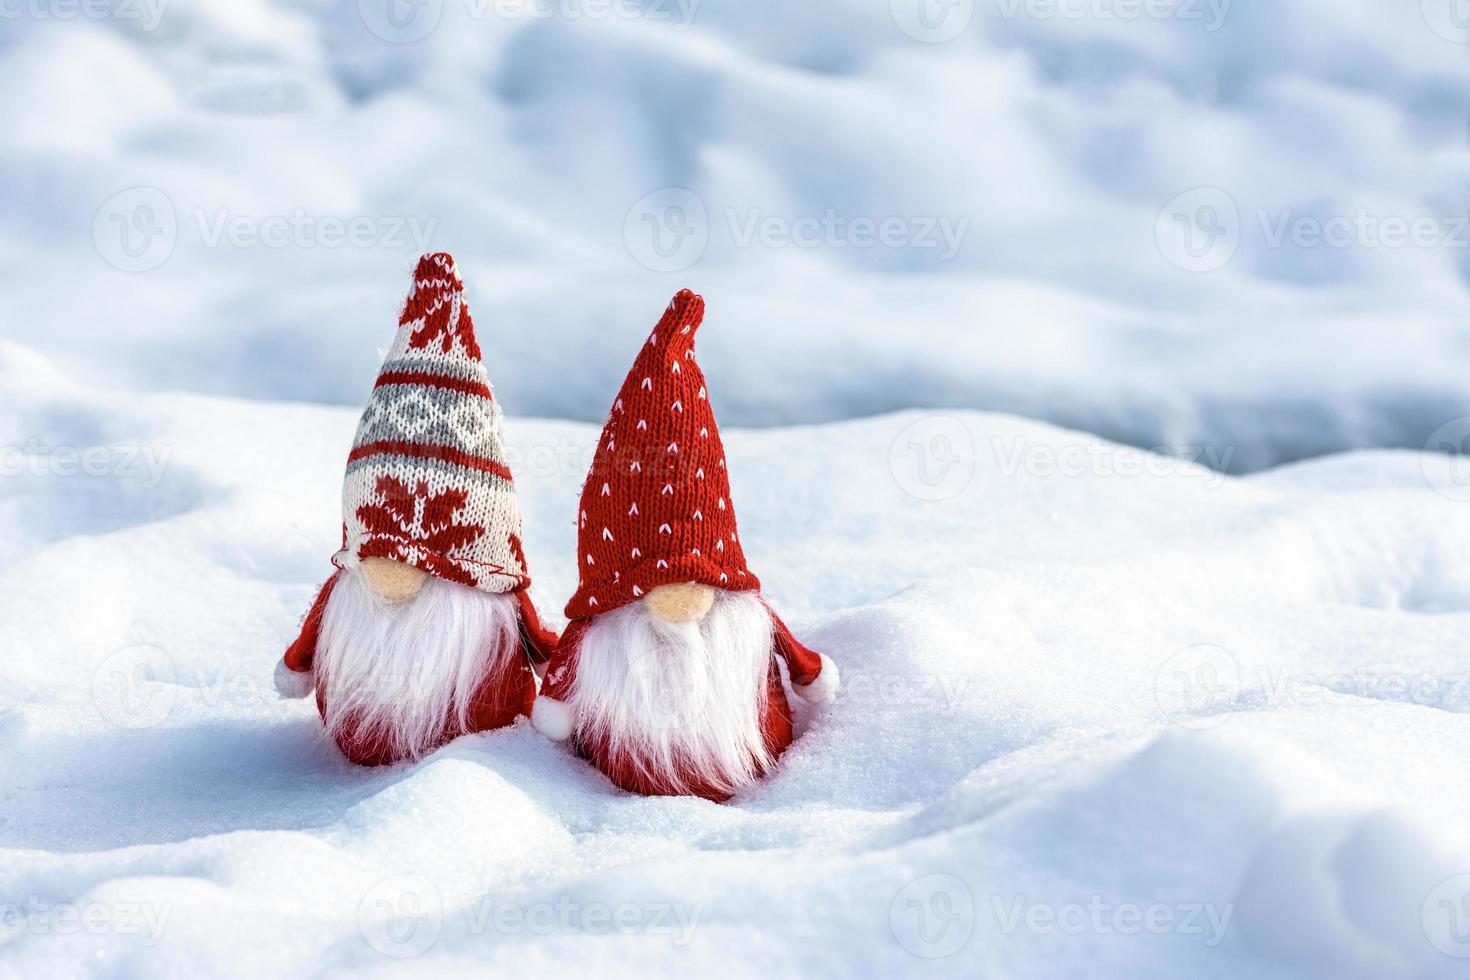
[334,252,530,594]
[565,289,757,619]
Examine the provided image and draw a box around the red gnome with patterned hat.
[531,289,838,801]
[273,252,558,766]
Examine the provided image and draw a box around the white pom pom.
[531,697,574,742]
[793,655,839,705]
[274,659,315,699]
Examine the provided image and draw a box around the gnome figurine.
[274,252,558,766]
[531,290,838,801]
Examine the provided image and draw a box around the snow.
[4,342,1470,978]
[4,1,1469,470]
[5,3,1470,974]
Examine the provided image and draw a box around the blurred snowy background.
[4,0,1468,470]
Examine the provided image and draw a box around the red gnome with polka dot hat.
[273,253,559,766]
[531,289,838,801]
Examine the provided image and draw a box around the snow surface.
[4,341,1470,978]
[4,1,1470,470]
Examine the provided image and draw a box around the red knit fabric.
[282,573,337,673]
[565,290,757,619]
[514,589,558,666]
[769,608,824,686]
[400,254,481,361]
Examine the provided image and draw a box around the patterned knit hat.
[334,252,530,594]
[565,289,757,619]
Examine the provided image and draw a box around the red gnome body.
[274,253,558,766]
[531,290,838,801]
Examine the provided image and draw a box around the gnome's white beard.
[316,568,522,761]
[570,590,776,796]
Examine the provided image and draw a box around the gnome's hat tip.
[654,288,705,344]
[393,248,484,366]
[669,288,703,316]
[413,251,461,284]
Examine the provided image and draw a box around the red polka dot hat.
[564,289,757,619]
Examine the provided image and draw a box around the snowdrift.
[3,344,1470,977]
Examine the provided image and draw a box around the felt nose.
[362,557,429,602]
[645,582,715,624]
